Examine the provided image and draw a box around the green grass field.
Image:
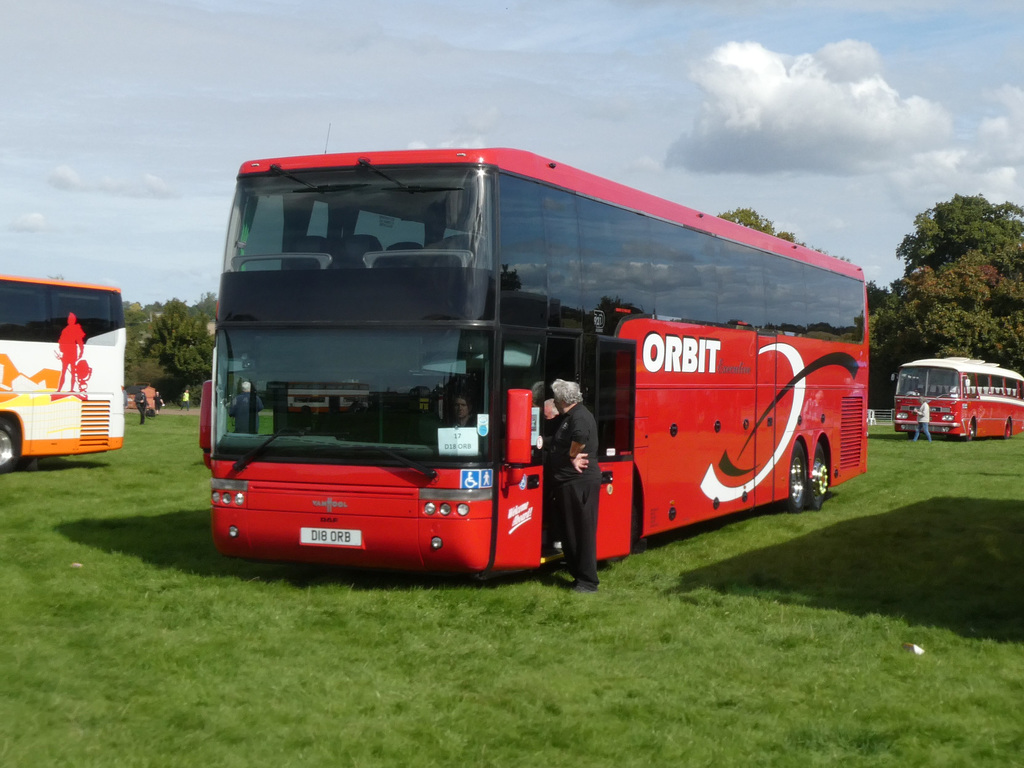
[2,415,1023,767]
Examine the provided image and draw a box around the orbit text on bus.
[642,332,722,374]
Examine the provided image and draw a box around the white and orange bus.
[0,275,125,472]
[894,357,1024,440]
[201,148,868,574]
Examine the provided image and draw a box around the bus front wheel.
[963,418,977,442]
[1004,418,1013,440]
[786,442,808,514]
[0,419,21,474]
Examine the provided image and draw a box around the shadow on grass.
[674,497,1024,642]
[55,509,564,591]
[28,457,111,471]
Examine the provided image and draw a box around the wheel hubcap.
[0,432,12,464]
[790,455,805,503]
[811,459,829,498]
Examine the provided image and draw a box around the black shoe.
[572,583,598,594]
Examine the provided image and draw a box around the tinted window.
[647,220,718,324]
[0,281,122,342]
[716,239,766,328]
[578,197,649,335]
[496,175,863,343]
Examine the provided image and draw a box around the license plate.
[300,527,363,547]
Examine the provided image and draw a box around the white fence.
[867,408,893,425]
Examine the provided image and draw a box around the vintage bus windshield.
[214,327,494,464]
[896,366,960,397]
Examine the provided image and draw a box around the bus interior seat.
[293,235,328,253]
[280,236,330,270]
[363,249,472,269]
[387,241,423,251]
[329,234,381,268]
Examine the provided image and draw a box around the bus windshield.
[220,165,495,323]
[214,327,493,465]
[896,366,960,397]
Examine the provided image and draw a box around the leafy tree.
[896,194,1024,275]
[719,207,797,242]
[144,299,215,396]
[870,194,1024,406]
[191,292,217,321]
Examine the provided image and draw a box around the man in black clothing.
[134,389,147,425]
[546,378,601,593]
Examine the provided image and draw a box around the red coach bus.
[201,148,867,574]
[894,357,1024,440]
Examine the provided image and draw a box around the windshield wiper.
[232,428,306,472]
[269,164,320,192]
[356,157,462,194]
[341,440,438,481]
[267,164,369,195]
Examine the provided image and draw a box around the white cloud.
[667,40,952,175]
[47,165,178,198]
[977,86,1024,166]
[9,213,48,233]
[48,165,85,191]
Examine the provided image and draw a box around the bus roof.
[900,357,1024,382]
[1,273,122,294]
[236,147,865,282]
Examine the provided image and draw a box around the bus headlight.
[424,502,436,515]
[457,503,470,517]
[440,503,452,516]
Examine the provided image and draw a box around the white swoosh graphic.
[699,342,805,502]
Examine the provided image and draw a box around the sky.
[3,0,1024,305]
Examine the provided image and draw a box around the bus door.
[592,337,635,560]
[753,331,779,508]
[490,333,549,571]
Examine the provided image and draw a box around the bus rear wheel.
[0,419,21,474]
[807,442,829,511]
[786,442,807,514]
[1004,418,1013,440]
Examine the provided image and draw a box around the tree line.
[868,195,1024,408]
[125,292,215,406]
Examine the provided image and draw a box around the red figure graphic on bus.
[57,312,87,392]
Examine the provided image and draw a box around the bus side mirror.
[199,380,213,463]
[504,389,533,481]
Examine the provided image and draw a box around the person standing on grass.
[181,389,190,411]
[913,399,931,442]
[134,389,148,425]
[546,379,600,593]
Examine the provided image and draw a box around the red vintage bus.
[201,148,868,574]
[893,357,1024,440]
